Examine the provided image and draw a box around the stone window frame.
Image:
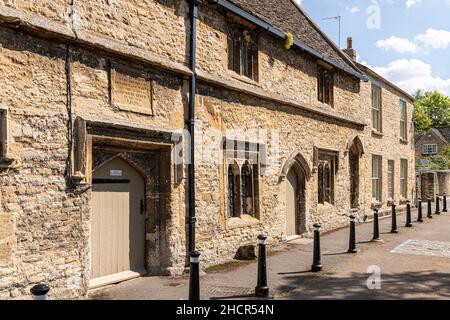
[224,138,262,220]
[422,144,437,155]
[372,155,383,202]
[317,63,334,107]
[227,160,241,218]
[400,158,408,199]
[316,149,338,205]
[0,107,14,167]
[226,19,260,82]
[371,84,382,133]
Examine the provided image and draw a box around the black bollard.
[255,234,269,297]
[311,224,323,272]
[372,209,381,241]
[30,283,49,300]
[444,193,448,213]
[417,199,424,223]
[391,204,398,233]
[442,193,448,212]
[405,201,413,227]
[347,215,358,253]
[189,250,201,301]
[435,194,441,215]
[427,197,433,219]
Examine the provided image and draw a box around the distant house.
[415,127,450,169]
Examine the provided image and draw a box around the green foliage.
[413,102,432,136]
[413,90,450,135]
[427,146,450,170]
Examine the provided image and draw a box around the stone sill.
[230,71,261,88]
[399,138,408,144]
[371,129,383,138]
[227,215,261,230]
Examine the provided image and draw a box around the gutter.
[212,0,368,81]
[187,0,201,256]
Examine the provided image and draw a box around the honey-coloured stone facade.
[0,1,415,299]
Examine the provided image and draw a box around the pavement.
[90,202,450,300]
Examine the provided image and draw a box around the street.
[91,203,450,300]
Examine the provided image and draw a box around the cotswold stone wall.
[193,86,363,267]
[0,0,415,300]
[359,80,415,215]
[0,26,188,299]
[196,4,362,122]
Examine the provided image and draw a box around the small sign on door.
[110,170,123,177]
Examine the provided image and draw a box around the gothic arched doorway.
[283,154,309,238]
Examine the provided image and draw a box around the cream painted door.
[286,169,298,237]
[90,157,146,286]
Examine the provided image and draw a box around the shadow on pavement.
[277,271,450,300]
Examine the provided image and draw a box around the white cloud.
[294,0,303,5]
[372,59,450,96]
[375,36,417,53]
[376,28,450,53]
[415,28,450,49]
[406,0,421,9]
[346,6,360,15]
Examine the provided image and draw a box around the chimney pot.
[343,36,357,61]
[347,37,353,49]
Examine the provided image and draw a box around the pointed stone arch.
[346,135,365,157]
[94,153,148,181]
[280,152,312,182]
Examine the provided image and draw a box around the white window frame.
[400,99,407,140]
[387,160,395,199]
[372,84,382,132]
[372,155,382,201]
[422,144,437,155]
[400,159,408,199]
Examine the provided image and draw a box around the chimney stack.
[343,37,357,61]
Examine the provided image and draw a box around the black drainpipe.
[187,0,202,255]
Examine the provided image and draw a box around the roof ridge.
[429,128,449,144]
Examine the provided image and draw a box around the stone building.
[0,0,415,299]
[415,127,450,200]
[415,127,450,168]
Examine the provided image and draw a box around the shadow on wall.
[277,271,450,300]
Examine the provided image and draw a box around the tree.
[413,102,432,136]
[413,90,450,135]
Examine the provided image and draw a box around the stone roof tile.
[227,0,357,73]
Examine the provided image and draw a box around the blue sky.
[297,0,450,96]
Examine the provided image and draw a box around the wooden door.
[286,169,298,237]
[90,157,146,287]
